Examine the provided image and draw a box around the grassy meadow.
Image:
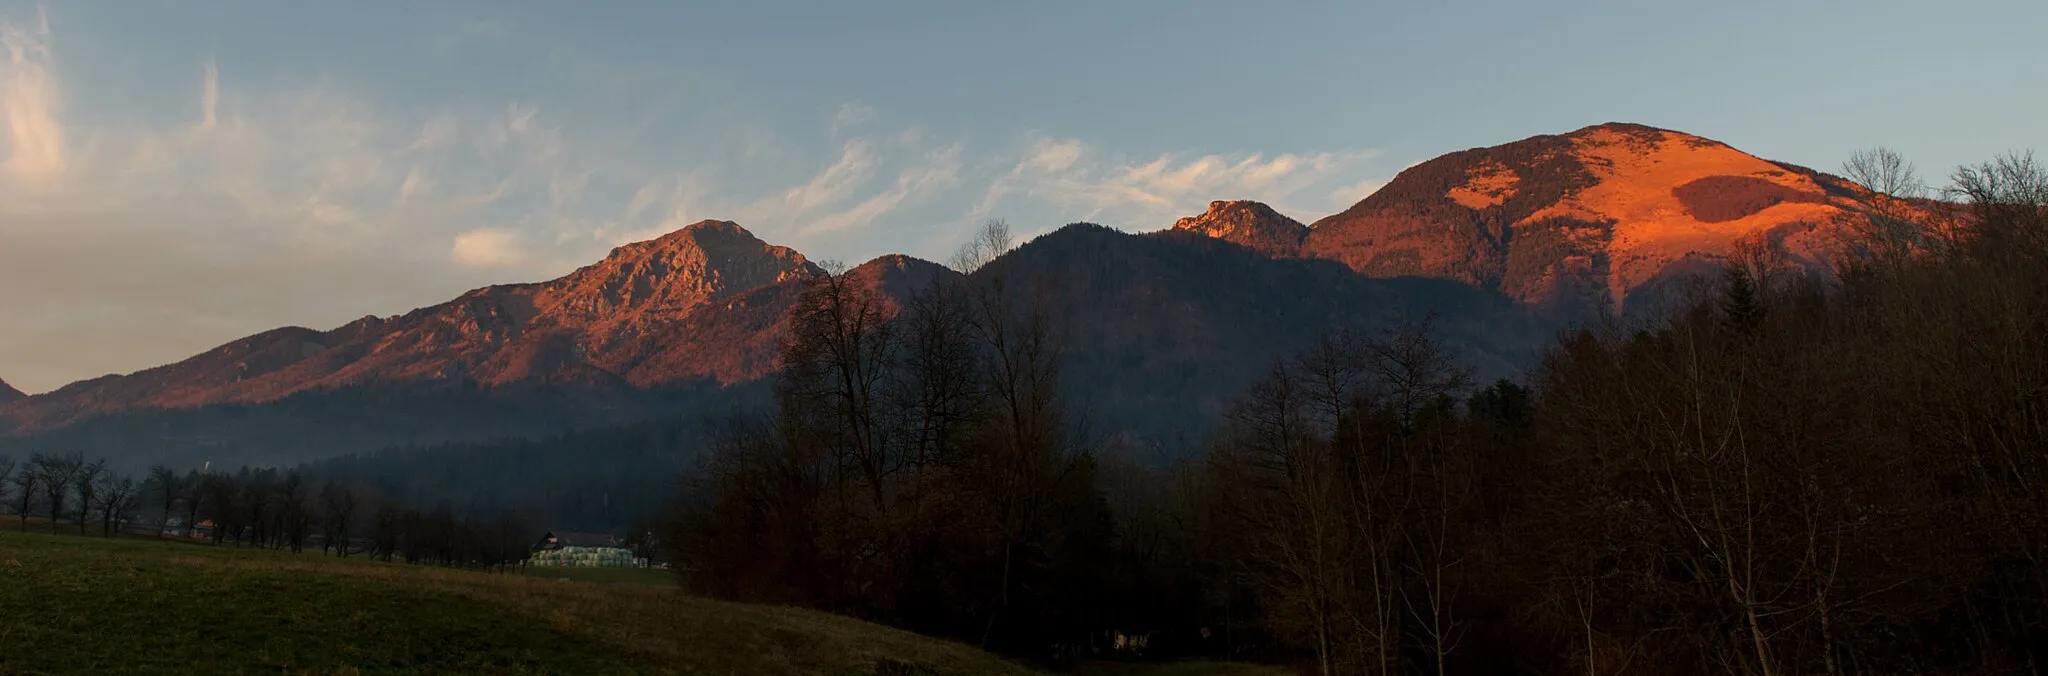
[0,529,1286,676]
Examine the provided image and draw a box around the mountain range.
[0,123,1896,469]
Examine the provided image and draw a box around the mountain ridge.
[1,122,1902,465]
[0,220,834,434]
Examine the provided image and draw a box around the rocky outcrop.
[1169,200,1310,258]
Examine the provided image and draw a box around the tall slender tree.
[72,459,107,535]
[0,455,12,518]
[147,465,181,539]
[7,463,34,532]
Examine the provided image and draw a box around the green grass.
[512,564,676,587]
[0,530,1036,675]
[0,530,1286,676]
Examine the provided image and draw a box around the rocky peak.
[0,377,23,404]
[1171,200,1308,258]
[538,220,822,321]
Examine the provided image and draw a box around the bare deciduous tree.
[277,472,311,552]
[199,473,238,545]
[1843,147,1923,199]
[71,458,107,535]
[1835,147,1936,266]
[180,471,206,538]
[0,455,12,518]
[33,453,82,534]
[7,463,34,532]
[320,482,360,557]
[94,474,138,537]
[1951,150,2048,255]
[146,465,180,538]
[241,473,273,548]
[949,218,1014,275]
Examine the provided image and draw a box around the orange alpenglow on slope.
[1302,122,1893,318]
[1169,200,1311,258]
[5,122,1913,446]
[0,221,940,433]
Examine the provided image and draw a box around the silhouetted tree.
[320,482,360,557]
[0,456,12,519]
[180,471,206,539]
[146,465,180,538]
[669,219,1109,655]
[71,459,107,535]
[33,453,81,534]
[94,474,138,537]
[199,473,239,545]
[9,463,37,532]
[1720,264,1765,334]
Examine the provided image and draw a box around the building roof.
[538,530,618,549]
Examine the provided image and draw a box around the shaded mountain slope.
[995,223,1542,442]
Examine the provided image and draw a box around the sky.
[2,0,2044,394]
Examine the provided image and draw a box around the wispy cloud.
[449,227,528,268]
[0,9,1394,394]
[0,11,605,392]
[2,9,64,180]
[199,59,218,131]
[830,102,876,135]
[396,165,431,206]
[978,134,1380,228]
[763,139,879,216]
[799,143,963,237]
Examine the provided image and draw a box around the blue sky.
[2,0,2044,393]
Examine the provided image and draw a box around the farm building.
[530,530,644,568]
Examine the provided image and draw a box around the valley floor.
[0,529,1286,676]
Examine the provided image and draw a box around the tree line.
[1,452,139,537]
[2,453,534,570]
[666,149,2048,674]
[667,222,1115,656]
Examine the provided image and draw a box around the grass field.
[512,564,676,587]
[0,529,1287,676]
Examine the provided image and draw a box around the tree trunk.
[980,540,1015,650]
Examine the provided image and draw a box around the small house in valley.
[530,530,643,568]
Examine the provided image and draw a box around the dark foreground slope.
[0,531,1281,675]
[0,531,1025,675]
